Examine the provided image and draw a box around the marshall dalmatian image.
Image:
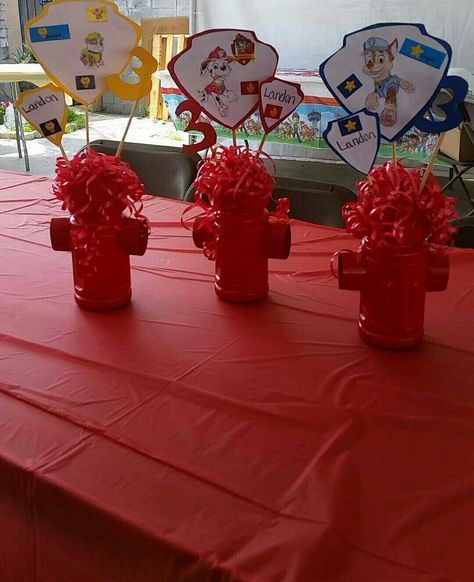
[80,32,105,69]
[198,46,237,118]
[363,36,415,127]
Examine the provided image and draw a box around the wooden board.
[142,17,189,57]
[150,34,188,120]
[142,17,189,112]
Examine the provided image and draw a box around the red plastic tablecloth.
[1,170,474,582]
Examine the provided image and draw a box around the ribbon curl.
[183,145,289,260]
[343,160,458,248]
[53,149,148,266]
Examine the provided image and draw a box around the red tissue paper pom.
[53,149,146,224]
[343,160,459,248]
[194,145,275,210]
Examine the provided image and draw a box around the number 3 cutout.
[176,99,217,154]
[106,47,158,101]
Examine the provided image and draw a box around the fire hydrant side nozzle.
[336,250,366,291]
[427,251,449,292]
[50,217,72,252]
[192,215,213,252]
[117,217,150,257]
[262,220,291,260]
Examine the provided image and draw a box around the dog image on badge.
[362,36,415,127]
[198,47,237,118]
[40,118,62,137]
[80,32,105,69]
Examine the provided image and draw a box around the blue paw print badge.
[320,22,466,143]
[323,109,380,175]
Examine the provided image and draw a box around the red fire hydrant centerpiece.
[50,150,150,311]
[188,145,291,303]
[334,160,458,349]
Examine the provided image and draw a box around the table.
[1,170,474,582]
[0,64,73,172]
[0,63,51,85]
[0,64,53,172]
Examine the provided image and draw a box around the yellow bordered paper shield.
[25,0,141,106]
[15,84,67,147]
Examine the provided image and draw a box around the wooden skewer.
[257,132,268,153]
[392,142,397,164]
[84,105,90,152]
[116,100,138,157]
[59,143,71,166]
[232,129,237,147]
[419,133,445,194]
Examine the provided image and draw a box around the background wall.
[4,0,21,56]
[104,0,190,114]
[196,0,474,72]
[115,0,190,22]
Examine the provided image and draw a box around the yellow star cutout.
[344,119,357,132]
[411,44,424,58]
[345,80,356,93]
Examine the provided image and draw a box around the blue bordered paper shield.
[320,23,452,142]
[323,109,380,175]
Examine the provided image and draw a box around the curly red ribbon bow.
[53,149,148,267]
[343,160,458,249]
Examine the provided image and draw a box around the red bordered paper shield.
[168,28,279,131]
[258,76,304,134]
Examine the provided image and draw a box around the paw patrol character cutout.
[320,23,453,141]
[198,47,237,118]
[168,28,278,131]
[25,0,141,106]
[291,112,301,143]
[362,37,415,127]
[80,32,104,68]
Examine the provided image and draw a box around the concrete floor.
[1,111,473,216]
[0,112,186,176]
